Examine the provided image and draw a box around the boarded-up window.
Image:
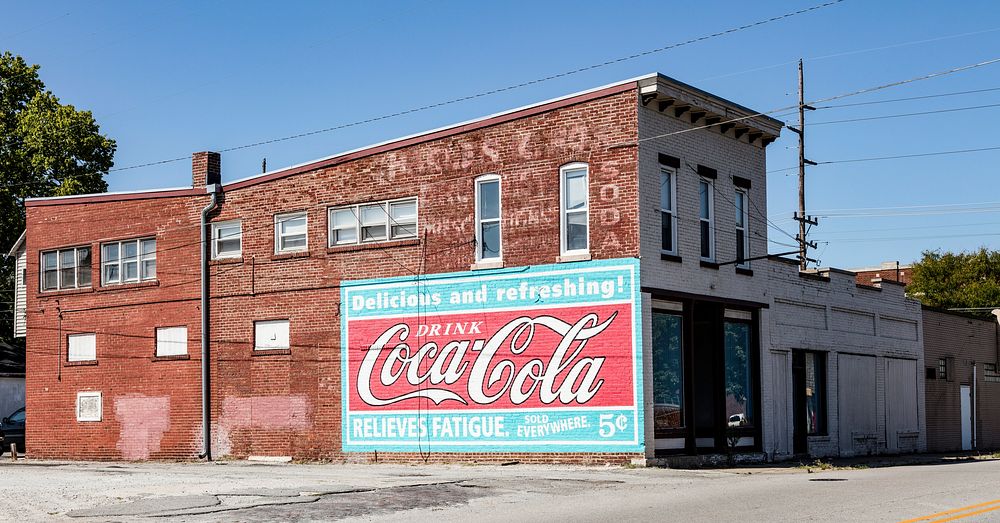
[68,333,96,362]
[254,320,290,351]
[156,326,188,357]
[76,391,102,422]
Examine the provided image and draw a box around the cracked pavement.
[4,457,1000,521]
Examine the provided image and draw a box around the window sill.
[39,287,94,298]
[152,354,190,362]
[699,260,719,270]
[271,250,311,261]
[557,252,592,263]
[98,280,159,292]
[735,267,753,276]
[64,360,98,367]
[470,259,504,270]
[660,253,682,263]
[326,238,420,255]
[252,348,291,356]
[209,256,243,265]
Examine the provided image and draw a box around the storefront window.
[724,321,753,428]
[652,312,683,430]
[805,351,826,435]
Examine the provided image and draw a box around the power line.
[818,231,1000,243]
[767,145,1000,174]
[815,86,1000,109]
[105,1,846,173]
[809,102,1000,126]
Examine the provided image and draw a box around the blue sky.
[5,0,1000,268]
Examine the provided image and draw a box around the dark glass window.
[652,311,683,431]
[805,351,826,435]
[724,321,753,427]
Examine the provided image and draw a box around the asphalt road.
[2,457,999,521]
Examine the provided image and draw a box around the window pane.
[331,209,357,228]
[43,269,58,290]
[700,221,711,259]
[77,248,92,287]
[102,243,119,263]
[104,263,119,284]
[390,223,416,239]
[123,241,138,260]
[724,322,753,427]
[699,181,710,219]
[281,236,307,250]
[660,170,672,211]
[478,180,500,220]
[652,312,683,431]
[390,200,417,223]
[805,352,825,435]
[360,205,387,242]
[661,212,673,252]
[480,221,501,259]
[735,191,746,228]
[123,261,138,281]
[43,252,57,270]
[280,215,307,236]
[564,169,587,210]
[60,250,76,288]
[217,238,241,255]
[141,259,156,280]
[736,229,746,264]
[141,239,156,256]
[565,212,588,252]
[334,227,358,245]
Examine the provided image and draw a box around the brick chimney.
[192,151,221,188]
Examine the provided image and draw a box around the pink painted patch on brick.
[114,395,170,460]
[220,395,312,430]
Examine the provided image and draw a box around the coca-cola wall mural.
[340,258,643,453]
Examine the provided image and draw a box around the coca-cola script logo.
[348,305,634,410]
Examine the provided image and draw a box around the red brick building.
[22,74,783,463]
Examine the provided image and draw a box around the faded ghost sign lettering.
[340,259,643,453]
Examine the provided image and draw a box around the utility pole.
[790,59,817,270]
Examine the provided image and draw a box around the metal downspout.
[200,184,220,460]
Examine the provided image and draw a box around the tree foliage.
[908,248,1000,313]
[0,52,115,339]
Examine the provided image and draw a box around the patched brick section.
[24,88,641,463]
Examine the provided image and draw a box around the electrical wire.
[808,102,1000,126]
[767,145,1000,174]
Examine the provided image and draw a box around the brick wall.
[24,87,642,462]
[922,309,1000,452]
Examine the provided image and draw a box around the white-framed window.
[211,220,242,259]
[327,197,418,247]
[560,163,589,255]
[41,246,91,291]
[699,179,715,261]
[735,189,750,268]
[68,333,96,362]
[102,238,156,285]
[155,326,188,357]
[76,391,102,422]
[254,319,290,351]
[275,212,308,253]
[660,165,677,255]
[475,175,502,261]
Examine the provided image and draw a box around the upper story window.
[102,238,156,285]
[475,175,501,261]
[275,212,308,253]
[212,220,242,259]
[41,246,91,291]
[735,189,750,268]
[699,179,714,261]
[68,333,96,362]
[155,326,188,357]
[328,198,418,247]
[560,163,589,256]
[660,165,677,255]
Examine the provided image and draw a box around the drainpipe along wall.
[200,184,219,460]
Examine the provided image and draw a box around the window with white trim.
[68,333,96,362]
[735,189,750,268]
[699,179,714,261]
[475,175,501,261]
[560,163,589,255]
[211,220,242,259]
[327,198,418,247]
[76,391,102,422]
[275,212,308,253]
[155,326,188,357]
[102,238,156,285]
[41,246,91,291]
[660,165,677,255]
[254,319,290,351]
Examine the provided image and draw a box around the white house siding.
[764,258,925,459]
[13,245,25,338]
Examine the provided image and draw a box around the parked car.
[0,407,25,453]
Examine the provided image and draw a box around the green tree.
[908,248,1000,313]
[0,52,115,340]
